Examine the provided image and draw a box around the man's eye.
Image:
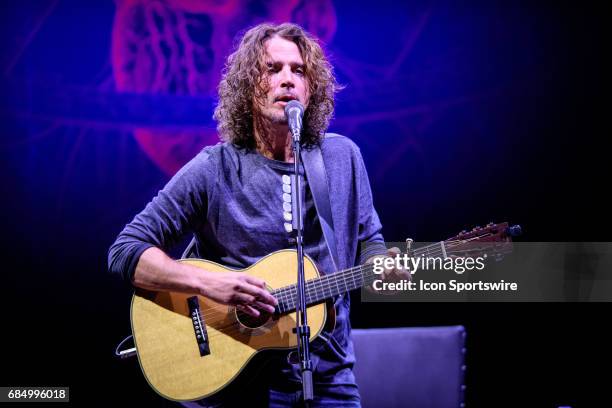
[295,68,304,75]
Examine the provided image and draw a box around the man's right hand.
[133,247,277,318]
[197,270,278,318]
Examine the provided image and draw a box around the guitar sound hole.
[235,308,272,329]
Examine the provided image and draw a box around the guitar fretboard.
[272,241,449,314]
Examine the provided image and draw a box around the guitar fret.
[334,274,340,296]
[347,270,353,291]
[343,270,349,293]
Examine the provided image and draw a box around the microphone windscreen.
[285,100,304,117]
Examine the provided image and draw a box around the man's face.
[257,36,310,124]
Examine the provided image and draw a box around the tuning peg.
[406,238,413,253]
[505,225,522,237]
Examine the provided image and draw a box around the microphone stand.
[290,121,314,405]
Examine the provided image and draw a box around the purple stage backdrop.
[0,1,608,407]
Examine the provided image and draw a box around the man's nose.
[279,66,295,88]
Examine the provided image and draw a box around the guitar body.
[131,249,331,401]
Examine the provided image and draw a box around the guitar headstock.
[448,222,522,242]
[443,222,522,260]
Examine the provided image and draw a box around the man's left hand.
[365,247,412,293]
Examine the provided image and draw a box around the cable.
[114,334,137,359]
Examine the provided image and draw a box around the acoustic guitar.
[131,222,519,401]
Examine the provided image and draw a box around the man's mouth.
[274,95,298,103]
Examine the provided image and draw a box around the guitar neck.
[272,242,443,314]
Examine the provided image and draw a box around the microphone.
[284,100,304,143]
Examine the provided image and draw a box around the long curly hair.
[213,23,342,149]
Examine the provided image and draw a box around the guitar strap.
[301,136,341,272]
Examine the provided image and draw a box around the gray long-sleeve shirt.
[108,133,387,395]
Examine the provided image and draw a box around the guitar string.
[188,234,499,325]
[201,248,507,339]
[252,234,501,313]
[195,235,503,338]
[186,243,433,327]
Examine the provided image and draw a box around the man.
[109,22,402,407]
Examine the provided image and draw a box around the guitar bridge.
[188,296,210,357]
